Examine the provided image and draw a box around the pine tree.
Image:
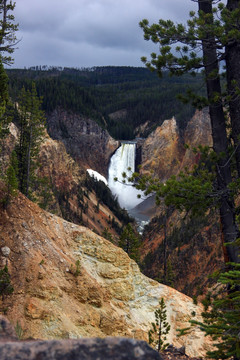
[0,0,18,65]
[0,60,9,140]
[0,265,14,300]
[190,262,240,360]
[119,223,140,263]
[15,83,45,198]
[138,4,240,356]
[102,227,114,242]
[139,0,240,264]
[148,297,171,352]
[36,176,53,210]
[2,152,18,209]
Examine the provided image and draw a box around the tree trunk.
[199,0,239,263]
[226,0,240,177]
[163,214,167,284]
[18,113,26,194]
[1,0,7,41]
[25,125,32,198]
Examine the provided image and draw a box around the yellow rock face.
[141,117,183,181]
[141,109,212,181]
[0,192,211,357]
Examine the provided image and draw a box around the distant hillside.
[7,66,204,139]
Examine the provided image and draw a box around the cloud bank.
[12,0,198,69]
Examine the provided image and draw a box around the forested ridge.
[6,66,204,139]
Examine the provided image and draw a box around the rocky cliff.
[47,108,119,177]
[0,190,211,357]
[141,117,184,182]
[140,109,212,181]
[38,134,123,236]
[2,123,125,239]
[138,109,223,296]
[141,212,224,296]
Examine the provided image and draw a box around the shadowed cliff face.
[0,190,211,357]
[46,108,118,177]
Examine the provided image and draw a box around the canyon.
[40,107,222,297]
[0,104,220,358]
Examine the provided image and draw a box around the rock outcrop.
[180,108,212,171]
[0,338,162,360]
[47,108,119,177]
[0,191,210,357]
[37,134,125,237]
[141,117,184,182]
[0,123,19,173]
[140,109,212,181]
[141,212,224,296]
[139,109,222,296]
[0,316,162,360]
[1,124,124,238]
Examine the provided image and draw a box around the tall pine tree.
[139,0,240,263]
[119,223,140,263]
[0,0,18,65]
[16,83,45,198]
[2,150,18,208]
[0,60,9,140]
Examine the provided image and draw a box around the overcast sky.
[12,0,199,69]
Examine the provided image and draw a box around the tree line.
[6,66,205,140]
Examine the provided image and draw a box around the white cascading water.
[108,142,144,210]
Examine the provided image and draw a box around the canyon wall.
[47,109,119,177]
[138,109,223,296]
[140,108,212,181]
[1,123,124,238]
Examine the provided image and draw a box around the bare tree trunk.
[199,0,239,263]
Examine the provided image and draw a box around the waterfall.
[108,142,144,210]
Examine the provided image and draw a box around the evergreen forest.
[6,66,204,139]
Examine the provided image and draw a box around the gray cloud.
[12,0,198,68]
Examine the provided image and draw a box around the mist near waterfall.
[108,143,144,210]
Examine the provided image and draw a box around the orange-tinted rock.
[139,109,222,296]
[141,109,212,181]
[0,191,211,357]
[141,117,184,182]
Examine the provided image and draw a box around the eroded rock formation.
[140,109,212,181]
[141,117,184,182]
[139,109,222,296]
[0,190,211,357]
[1,124,124,238]
[47,108,119,177]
